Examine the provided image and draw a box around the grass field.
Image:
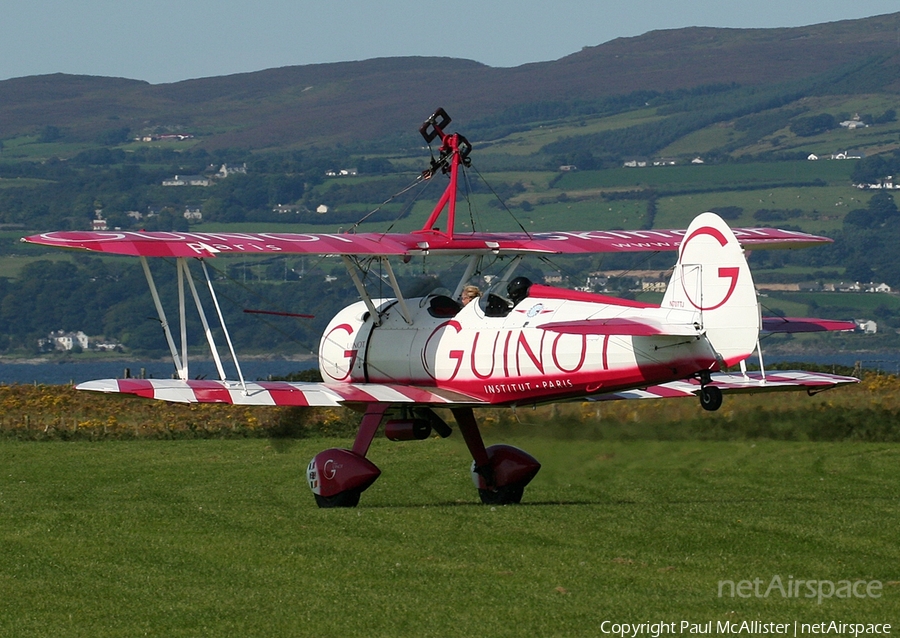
[1,435,898,637]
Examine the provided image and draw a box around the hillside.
[0,13,898,151]
[2,14,900,358]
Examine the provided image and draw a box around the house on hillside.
[856,319,877,334]
[92,210,108,231]
[832,150,864,160]
[41,330,90,352]
[162,175,211,187]
[325,168,358,177]
[217,163,247,178]
[623,158,648,168]
[840,115,867,129]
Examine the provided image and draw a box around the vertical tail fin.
[661,212,759,366]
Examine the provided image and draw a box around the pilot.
[506,276,532,306]
[461,285,481,306]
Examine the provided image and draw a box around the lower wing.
[77,369,856,407]
[76,378,483,406]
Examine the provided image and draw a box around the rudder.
[661,212,759,366]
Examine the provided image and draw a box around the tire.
[313,489,362,508]
[699,385,723,412]
[478,483,525,505]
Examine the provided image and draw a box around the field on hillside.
[1,436,898,637]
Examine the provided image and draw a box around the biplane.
[23,108,858,507]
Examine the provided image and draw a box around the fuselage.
[319,288,720,405]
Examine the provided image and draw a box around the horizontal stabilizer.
[761,317,857,333]
[586,370,858,402]
[76,378,482,406]
[539,317,700,337]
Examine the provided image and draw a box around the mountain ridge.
[1,13,898,150]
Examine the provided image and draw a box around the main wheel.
[478,483,525,505]
[314,489,362,508]
[699,385,723,411]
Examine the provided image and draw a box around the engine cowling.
[306,448,381,498]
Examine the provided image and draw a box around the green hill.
[1,13,899,153]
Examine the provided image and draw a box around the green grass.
[556,161,854,192]
[653,185,865,231]
[0,177,54,189]
[1,437,898,636]
[0,253,74,279]
[480,108,665,156]
[765,291,900,315]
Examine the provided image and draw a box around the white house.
[46,330,90,351]
[162,175,211,187]
[840,115,867,129]
[92,211,108,231]
[316,205,330,214]
[217,163,247,178]
[855,319,877,334]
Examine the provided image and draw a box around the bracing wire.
[469,163,532,238]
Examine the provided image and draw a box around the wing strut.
[181,259,227,381]
[340,256,413,325]
[140,256,186,380]
[380,257,412,325]
[199,259,248,393]
[342,256,382,326]
[453,255,482,299]
[140,256,248,392]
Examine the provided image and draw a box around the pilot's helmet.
[507,276,532,305]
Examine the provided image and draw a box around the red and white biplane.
[23,109,858,507]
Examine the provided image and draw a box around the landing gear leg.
[450,407,541,505]
[307,404,389,508]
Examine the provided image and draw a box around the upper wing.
[587,370,858,402]
[22,225,831,258]
[76,378,485,406]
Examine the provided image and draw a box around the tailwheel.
[699,385,723,411]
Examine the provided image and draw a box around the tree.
[789,113,836,137]
[37,125,62,143]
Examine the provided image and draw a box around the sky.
[1,0,898,85]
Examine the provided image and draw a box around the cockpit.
[479,276,532,318]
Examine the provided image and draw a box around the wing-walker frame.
[23,108,859,508]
